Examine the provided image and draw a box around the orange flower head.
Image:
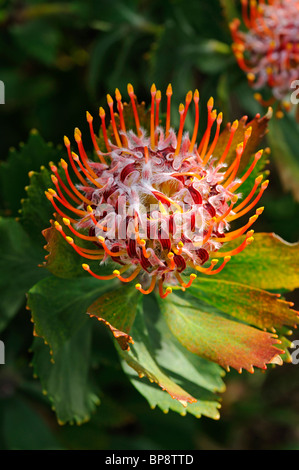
[46,84,269,298]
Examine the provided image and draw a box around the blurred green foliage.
[0,0,299,450]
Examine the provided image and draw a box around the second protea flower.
[230,0,299,108]
[45,84,269,298]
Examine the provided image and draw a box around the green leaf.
[122,373,221,419]
[28,275,118,356]
[158,293,283,373]
[11,20,61,66]
[31,331,100,426]
[189,277,299,331]
[28,275,119,424]
[189,40,234,75]
[119,301,196,406]
[0,217,48,332]
[119,296,224,419]
[19,165,56,246]
[0,131,62,216]
[213,232,299,291]
[149,20,195,102]
[88,26,129,96]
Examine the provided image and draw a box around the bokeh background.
[0,0,299,450]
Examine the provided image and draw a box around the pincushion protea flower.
[45,84,269,299]
[230,0,299,110]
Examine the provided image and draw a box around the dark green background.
[0,0,299,450]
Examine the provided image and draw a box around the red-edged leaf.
[42,218,87,278]
[214,233,299,291]
[159,293,284,373]
[188,278,299,331]
[87,285,141,350]
[42,217,119,279]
